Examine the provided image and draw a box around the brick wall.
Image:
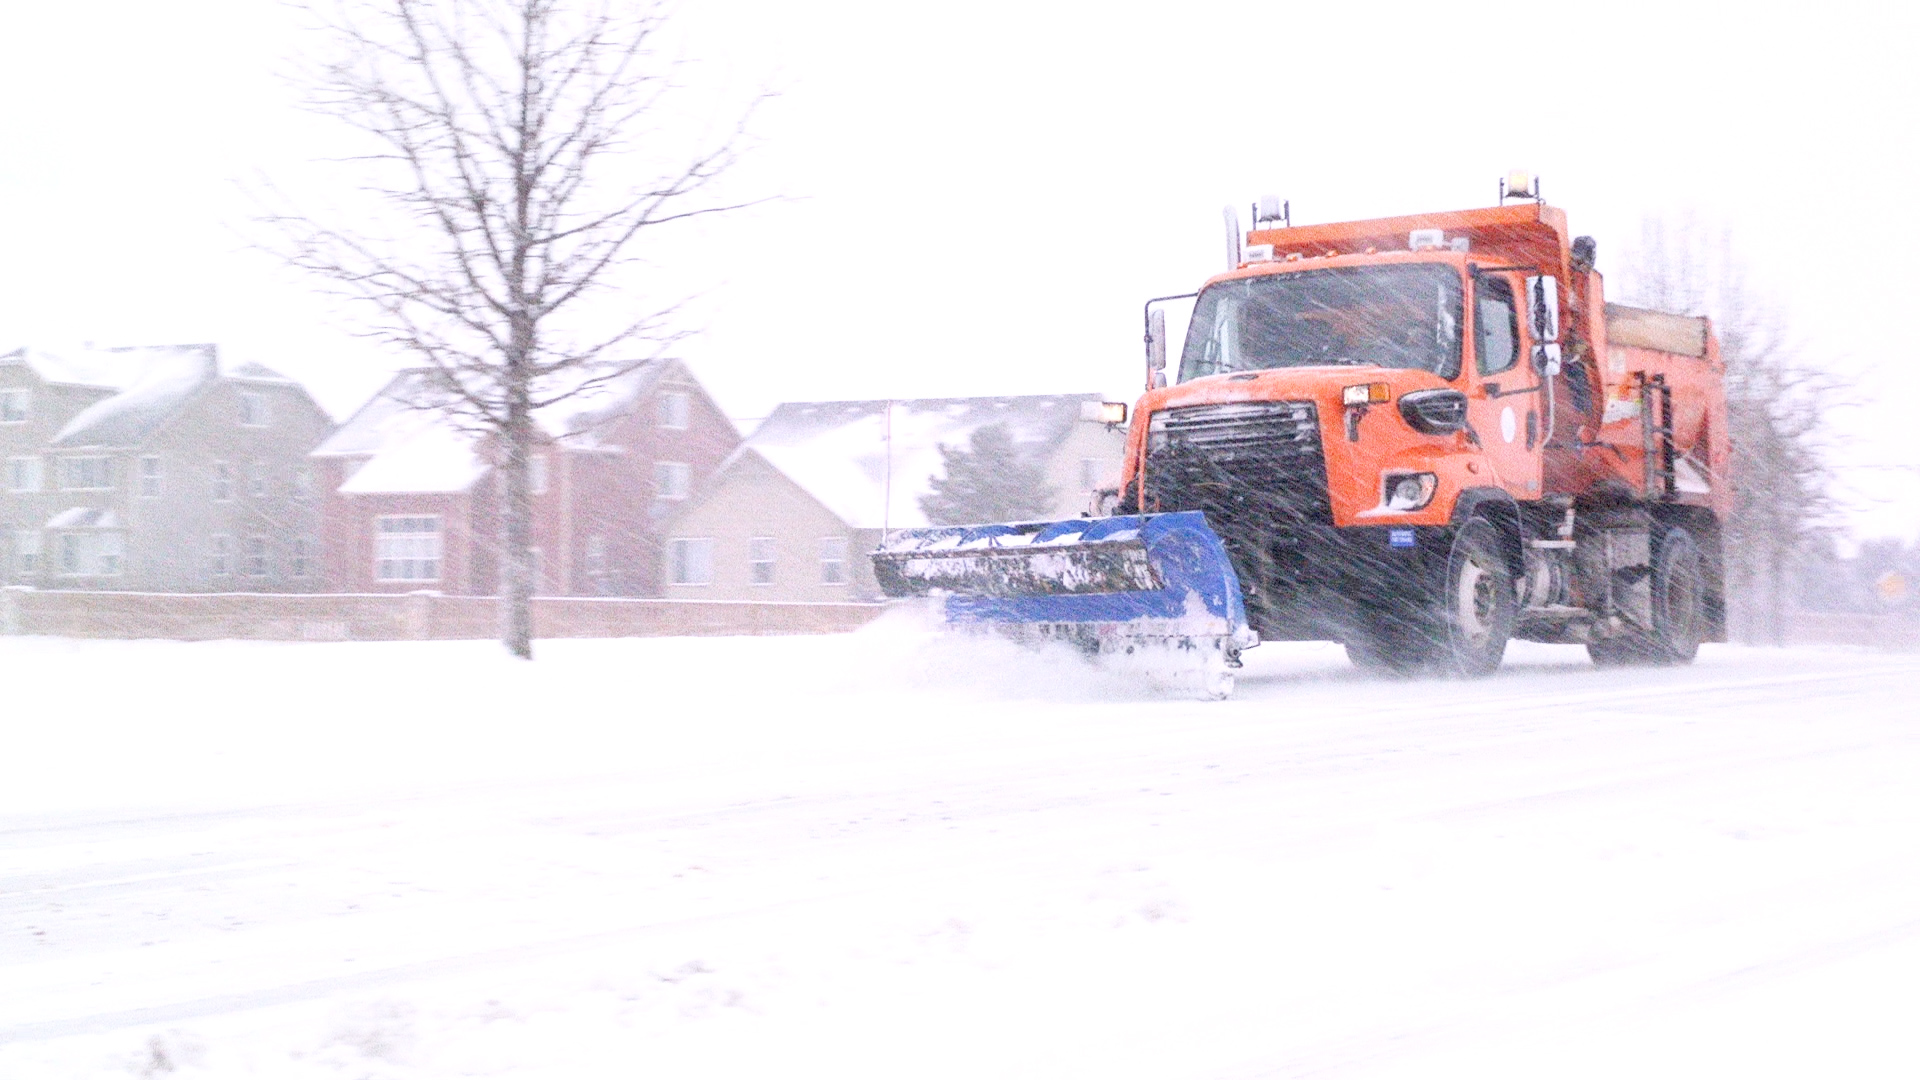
[0,586,884,641]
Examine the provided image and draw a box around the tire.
[1434,518,1515,677]
[1343,620,1428,677]
[1586,525,1706,668]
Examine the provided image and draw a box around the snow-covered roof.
[40,345,221,449]
[224,360,298,383]
[316,361,678,494]
[46,507,119,529]
[3,344,212,391]
[734,394,1105,530]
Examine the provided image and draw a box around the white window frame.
[138,455,162,498]
[584,534,608,577]
[292,465,314,502]
[14,530,40,576]
[6,456,41,493]
[819,536,849,585]
[96,533,123,576]
[248,459,269,498]
[0,388,28,423]
[290,536,315,579]
[658,391,691,431]
[244,535,270,577]
[655,460,691,500]
[59,456,113,491]
[374,515,442,583]
[211,460,233,502]
[209,534,232,577]
[748,536,776,585]
[58,533,82,575]
[529,454,549,496]
[239,392,269,427]
[667,537,713,586]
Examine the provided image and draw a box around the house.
[310,358,737,596]
[0,344,334,591]
[660,394,1129,602]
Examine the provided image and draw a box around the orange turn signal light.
[1341,383,1391,406]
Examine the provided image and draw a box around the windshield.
[1178,264,1464,382]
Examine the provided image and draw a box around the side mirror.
[1398,388,1470,435]
[1146,308,1167,388]
[1526,275,1560,343]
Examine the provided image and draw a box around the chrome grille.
[1147,400,1319,456]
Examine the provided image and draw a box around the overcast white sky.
[2,1,1915,541]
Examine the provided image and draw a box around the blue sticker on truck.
[1388,528,1416,548]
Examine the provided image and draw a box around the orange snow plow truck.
[873,177,1727,696]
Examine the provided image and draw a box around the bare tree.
[1620,214,1845,644]
[272,0,758,658]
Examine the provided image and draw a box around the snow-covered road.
[4,618,1917,1078]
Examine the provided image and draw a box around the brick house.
[659,394,1128,602]
[1,344,333,591]
[311,359,736,596]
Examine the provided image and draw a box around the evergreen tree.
[919,423,1057,525]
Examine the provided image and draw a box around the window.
[819,536,848,585]
[0,388,27,423]
[529,454,549,495]
[658,391,690,431]
[291,537,315,578]
[139,456,162,498]
[292,465,314,501]
[1475,276,1519,376]
[584,534,608,577]
[96,533,122,576]
[528,547,544,594]
[245,536,270,577]
[239,392,269,426]
[748,536,776,585]
[374,515,441,582]
[209,535,232,576]
[211,461,233,501]
[14,531,39,576]
[668,537,713,585]
[248,460,269,498]
[60,457,113,490]
[6,456,41,493]
[1179,265,1463,382]
[54,532,122,576]
[655,461,691,500]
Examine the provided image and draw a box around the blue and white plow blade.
[869,512,1259,699]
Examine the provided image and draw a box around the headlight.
[1382,472,1437,511]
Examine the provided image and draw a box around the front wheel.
[1435,518,1515,677]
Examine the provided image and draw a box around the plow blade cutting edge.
[869,512,1257,698]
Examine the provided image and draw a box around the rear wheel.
[1587,525,1705,667]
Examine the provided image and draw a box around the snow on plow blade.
[870,512,1255,697]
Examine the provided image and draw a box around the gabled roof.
[3,344,212,391]
[42,345,221,449]
[314,359,681,494]
[726,394,1105,530]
